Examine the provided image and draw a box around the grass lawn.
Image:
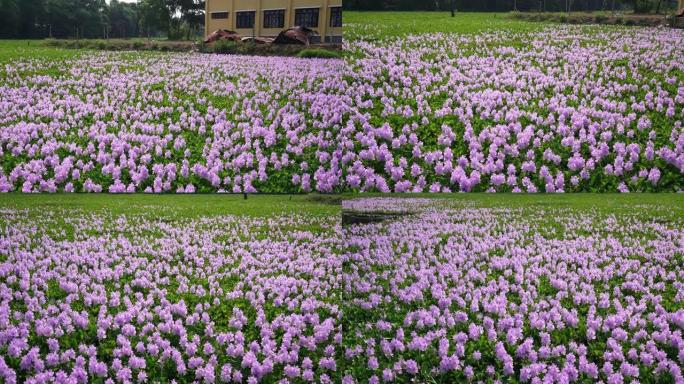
[2,193,682,221]
[343,11,547,39]
[0,193,341,218]
[0,40,82,63]
[342,193,684,215]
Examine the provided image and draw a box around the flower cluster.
[340,26,684,192]
[0,52,346,193]
[0,208,342,383]
[342,198,684,382]
[2,25,684,193]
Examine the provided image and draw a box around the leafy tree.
[18,0,46,38]
[109,0,139,38]
[139,0,170,37]
[41,0,107,38]
[0,0,21,37]
[177,0,205,39]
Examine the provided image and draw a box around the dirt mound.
[273,26,318,45]
[204,30,241,44]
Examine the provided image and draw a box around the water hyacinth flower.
[2,26,684,193]
[0,207,342,382]
[342,198,684,382]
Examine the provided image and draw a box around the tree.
[109,0,139,38]
[167,0,205,39]
[40,0,107,38]
[0,0,21,37]
[139,0,170,38]
[18,0,46,38]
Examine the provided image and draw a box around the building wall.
[205,0,342,42]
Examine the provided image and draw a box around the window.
[211,12,229,20]
[236,11,255,29]
[295,8,319,28]
[329,7,342,28]
[263,9,285,29]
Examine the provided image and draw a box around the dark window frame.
[329,7,342,28]
[211,11,229,20]
[294,7,319,28]
[263,9,285,29]
[236,11,256,29]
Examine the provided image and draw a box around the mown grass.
[343,11,547,40]
[0,194,341,218]
[342,193,684,216]
[0,40,83,63]
[2,194,680,220]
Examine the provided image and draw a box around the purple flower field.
[342,198,684,383]
[1,26,684,193]
[0,207,342,383]
[344,26,684,193]
[0,53,345,193]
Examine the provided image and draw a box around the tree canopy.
[0,0,205,39]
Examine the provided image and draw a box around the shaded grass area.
[0,193,341,218]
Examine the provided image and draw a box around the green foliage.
[42,38,195,52]
[212,39,239,54]
[108,0,139,38]
[201,40,341,58]
[297,48,343,59]
[0,0,20,38]
[0,194,340,218]
[0,40,82,64]
[510,11,674,26]
[344,12,545,40]
[0,0,204,39]
[138,0,171,37]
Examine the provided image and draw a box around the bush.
[296,49,343,59]
[213,39,239,54]
[39,38,195,53]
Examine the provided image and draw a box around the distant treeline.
[0,0,204,40]
[344,0,680,13]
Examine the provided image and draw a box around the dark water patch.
[342,211,410,226]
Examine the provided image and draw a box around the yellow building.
[205,0,343,43]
